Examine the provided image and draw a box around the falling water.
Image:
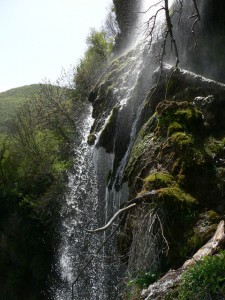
[51,105,106,299]
[51,1,176,299]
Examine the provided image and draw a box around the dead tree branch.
[189,0,201,51]
[137,1,164,14]
[85,203,136,233]
[164,0,179,67]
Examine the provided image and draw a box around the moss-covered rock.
[87,133,97,145]
[119,68,225,293]
[97,105,120,152]
[157,186,196,204]
[142,172,175,191]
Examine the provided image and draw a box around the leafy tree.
[0,74,79,299]
[74,29,113,99]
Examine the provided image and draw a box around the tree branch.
[85,203,136,233]
[164,0,179,67]
[189,0,201,52]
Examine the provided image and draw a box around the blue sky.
[0,0,112,92]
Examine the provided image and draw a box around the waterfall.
[50,1,176,299]
[51,106,127,300]
[51,105,101,299]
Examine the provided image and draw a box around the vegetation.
[0,24,113,298]
[125,270,161,300]
[178,251,225,299]
[97,104,120,152]
[74,29,113,99]
[0,81,76,299]
[122,72,225,297]
[0,84,41,132]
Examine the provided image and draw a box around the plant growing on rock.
[178,250,225,300]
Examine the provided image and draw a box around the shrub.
[127,270,161,289]
[178,251,225,299]
[75,29,113,98]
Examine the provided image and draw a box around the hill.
[0,84,40,134]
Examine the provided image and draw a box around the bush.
[127,270,161,289]
[75,29,113,98]
[178,251,225,299]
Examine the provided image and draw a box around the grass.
[0,84,41,132]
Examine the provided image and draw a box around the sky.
[0,0,112,92]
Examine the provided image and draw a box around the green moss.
[180,210,220,260]
[206,210,220,221]
[205,136,225,158]
[170,132,194,148]
[143,172,176,190]
[125,113,157,180]
[157,101,203,137]
[157,186,196,204]
[167,122,184,136]
[216,167,225,194]
[174,107,202,126]
[186,224,217,253]
[151,185,197,269]
[87,133,97,145]
[97,105,120,152]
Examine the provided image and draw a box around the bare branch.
[189,0,201,51]
[143,7,165,48]
[164,0,179,67]
[137,0,164,14]
[156,212,169,255]
[86,203,136,233]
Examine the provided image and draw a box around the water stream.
[51,1,173,299]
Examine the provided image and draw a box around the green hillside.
[0,84,40,133]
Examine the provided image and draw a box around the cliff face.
[113,0,140,52]
[171,0,225,83]
[89,1,225,299]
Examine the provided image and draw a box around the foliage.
[125,270,161,300]
[127,270,161,289]
[0,84,41,132]
[74,29,113,99]
[178,251,225,299]
[0,23,113,298]
[0,75,80,298]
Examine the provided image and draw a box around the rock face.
[89,1,225,299]
[113,0,140,52]
[90,62,225,298]
[166,0,225,83]
[119,67,225,293]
